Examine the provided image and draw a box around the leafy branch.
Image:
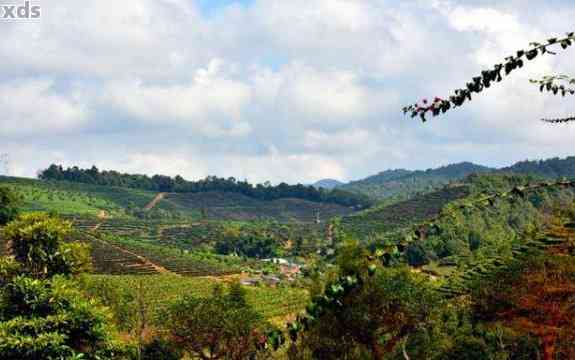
[530,74,575,96]
[541,116,575,124]
[402,32,575,122]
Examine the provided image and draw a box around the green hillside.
[163,191,354,222]
[0,176,162,216]
[340,184,470,240]
[0,176,356,223]
[502,156,575,178]
[339,172,549,242]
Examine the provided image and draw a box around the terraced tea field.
[78,274,310,328]
[0,176,163,216]
[74,231,162,275]
[341,185,470,240]
[101,236,243,276]
[162,191,355,222]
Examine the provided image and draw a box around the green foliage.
[0,275,130,360]
[0,186,20,226]
[228,280,248,308]
[141,338,182,360]
[0,176,162,217]
[0,211,130,359]
[3,213,91,278]
[340,185,469,241]
[77,274,309,331]
[405,243,429,267]
[163,285,273,359]
[215,227,279,259]
[289,265,440,359]
[420,180,575,265]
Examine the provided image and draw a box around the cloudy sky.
[1,0,575,184]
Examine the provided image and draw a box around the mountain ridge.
[333,157,575,201]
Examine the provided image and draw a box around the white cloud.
[2,0,575,183]
[102,59,252,137]
[0,79,87,135]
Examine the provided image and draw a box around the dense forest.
[38,165,372,209]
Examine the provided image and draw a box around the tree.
[0,186,20,226]
[164,286,272,360]
[403,32,575,123]
[3,213,91,278]
[0,213,129,359]
[0,274,128,359]
[287,242,439,360]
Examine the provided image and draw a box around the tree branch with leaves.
[403,32,575,123]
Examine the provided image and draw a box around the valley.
[2,157,575,359]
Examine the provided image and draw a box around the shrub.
[0,186,20,225]
[141,338,182,360]
[0,275,131,360]
[164,287,272,359]
[3,213,91,278]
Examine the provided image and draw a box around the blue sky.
[1,0,575,183]
[196,0,253,15]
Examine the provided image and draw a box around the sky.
[1,0,575,184]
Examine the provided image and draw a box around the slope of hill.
[340,184,471,240]
[502,156,575,178]
[338,156,575,202]
[0,176,355,223]
[340,162,492,201]
[339,172,548,242]
[39,164,372,208]
[0,176,164,216]
[163,191,354,223]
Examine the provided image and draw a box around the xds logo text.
[1,1,41,19]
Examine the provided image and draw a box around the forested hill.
[339,162,492,201]
[336,156,575,201]
[502,156,575,178]
[312,179,344,190]
[38,165,372,208]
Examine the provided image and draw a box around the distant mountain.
[312,179,345,190]
[340,162,493,201]
[339,156,575,202]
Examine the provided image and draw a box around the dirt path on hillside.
[144,192,166,210]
